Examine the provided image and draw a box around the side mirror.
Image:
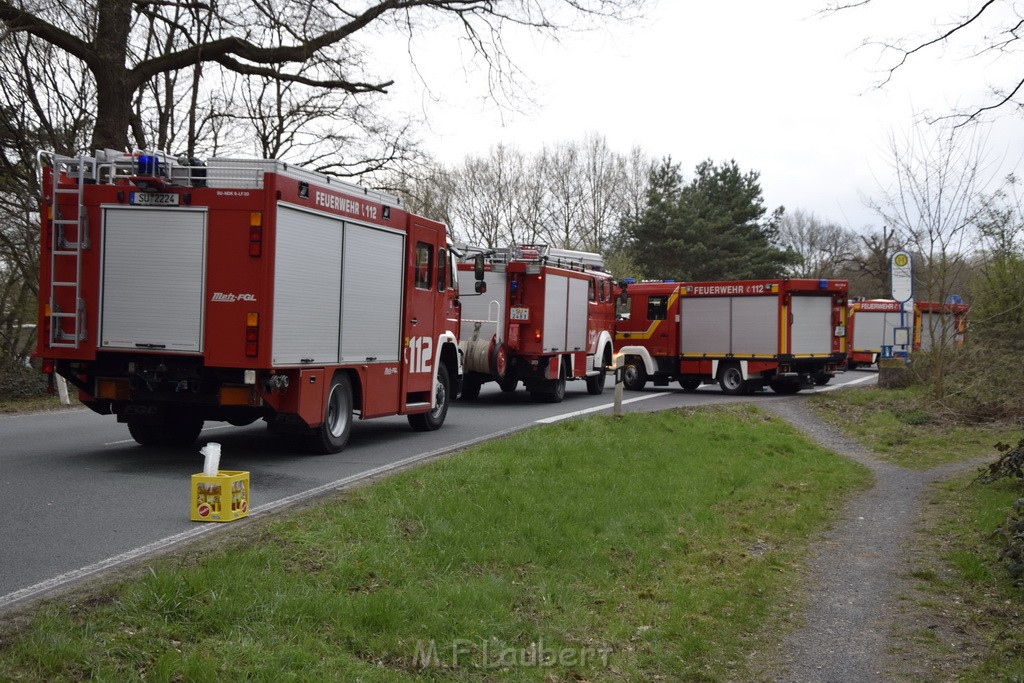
[475,280,487,294]
[474,254,485,281]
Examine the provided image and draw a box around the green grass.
[903,474,1024,681]
[809,386,1017,469]
[811,384,1024,679]
[0,404,871,682]
[0,394,73,414]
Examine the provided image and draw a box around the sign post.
[890,250,913,358]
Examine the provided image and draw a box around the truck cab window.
[437,247,447,292]
[415,242,432,290]
[617,295,632,320]
[647,295,668,321]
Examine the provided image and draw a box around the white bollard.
[613,353,624,418]
[55,374,70,406]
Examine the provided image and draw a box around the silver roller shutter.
[272,205,342,365]
[543,274,569,352]
[100,207,206,352]
[566,277,589,352]
[790,296,833,355]
[340,224,404,363]
[731,297,779,355]
[680,297,731,354]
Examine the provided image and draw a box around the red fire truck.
[614,278,848,394]
[846,299,968,367]
[846,299,912,368]
[36,150,461,453]
[915,301,969,352]
[455,245,616,402]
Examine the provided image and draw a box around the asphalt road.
[0,370,876,611]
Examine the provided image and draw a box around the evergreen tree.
[622,158,796,281]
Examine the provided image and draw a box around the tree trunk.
[89,0,134,151]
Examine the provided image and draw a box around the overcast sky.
[379,0,1024,233]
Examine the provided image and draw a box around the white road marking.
[535,392,670,424]
[811,374,877,393]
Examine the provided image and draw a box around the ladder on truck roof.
[41,152,91,348]
[459,244,605,272]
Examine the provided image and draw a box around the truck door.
[403,224,444,399]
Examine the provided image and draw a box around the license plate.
[129,192,179,206]
[510,307,529,321]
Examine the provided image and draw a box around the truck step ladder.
[46,154,93,348]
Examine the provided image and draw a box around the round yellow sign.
[894,253,909,267]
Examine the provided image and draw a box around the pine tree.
[622,158,796,281]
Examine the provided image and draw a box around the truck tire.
[531,361,566,403]
[498,376,518,393]
[813,373,831,386]
[585,347,611,395]
[128,414,203,448]
[769,379,801,395]
[409,362,450,432]
[718,363,748,396]
[623,357,647,391]
[307,374,353,454]
[678,377,701,392]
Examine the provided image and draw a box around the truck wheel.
[623,357,647,391]
[718,363,748,395]
[678,377,701,392]
[128,414,203,447]
[127,421,164,446]
[814,373,831,386]
[586,347,611,395]
[460,374,482,400]
[769,379,801,395]
[409,362,450,432]
[307,374,353,454]
[498,376,518,393]
[531,361,566,403]
[847,361,859,371]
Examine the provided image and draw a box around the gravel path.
[758,398,987,683]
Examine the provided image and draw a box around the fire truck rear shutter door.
[851,311,889,351]
[731,296,778,354]
[340,223,403,363]
[273,205,342,365]
[680,297,731,354]
[790,295,833,354]
[543,274,569,352]
[100,207,206,352]
[918,311,933,351]
[566,277,588,351]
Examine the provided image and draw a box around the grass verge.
[809,385,1017,470]
[812,386,1024,680]
[0,404,870,682]
[891,473,1024,681]
[0,394,73,414]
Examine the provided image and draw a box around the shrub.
[0,362,48,400]
[977,439,1024,584]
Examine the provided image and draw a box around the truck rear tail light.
[245,312,259,357]
[41,359,55,375]
[96,378,130,400]
[249,212,263,256]
[220,385,255,406]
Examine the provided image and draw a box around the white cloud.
[381,0,1024,232]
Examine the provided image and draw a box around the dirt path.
[757,399,987,682]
